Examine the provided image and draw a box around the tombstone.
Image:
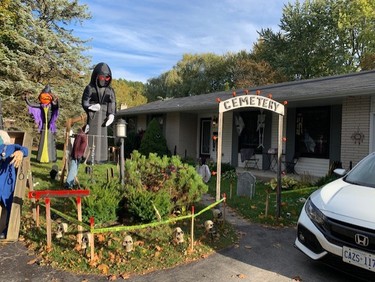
[237,171,256,199]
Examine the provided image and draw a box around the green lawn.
[207,176,318,226]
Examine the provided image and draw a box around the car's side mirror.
[333,168,346,176]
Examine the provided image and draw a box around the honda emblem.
[355,234,369,247]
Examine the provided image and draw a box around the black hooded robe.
[82,62,116,163]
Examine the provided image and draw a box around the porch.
[235,166,320,183]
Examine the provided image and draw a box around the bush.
[120,151,208,222]
[81,181,122,224]
[139,118,170,157]
[123,129,144,158]
[266,175,299,190]
[208,161,236,174]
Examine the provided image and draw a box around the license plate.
[342,246,375,272]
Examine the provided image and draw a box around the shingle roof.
[118,70,375,116]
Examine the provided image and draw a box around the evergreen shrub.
[121,151,208,222]
[139,118,170,157]
[81,181,122,224]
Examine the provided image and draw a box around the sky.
[72,0,290,83]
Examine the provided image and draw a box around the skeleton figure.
[212,208,223,225]
[123,235,134,253]
[257,110,266,148]
[172,227,184,245]
[55,222,68,239]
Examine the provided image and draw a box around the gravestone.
[237,171,256,199]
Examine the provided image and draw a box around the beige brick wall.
[341,96,371,170]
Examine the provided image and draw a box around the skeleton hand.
[88,103,101,112]
[105,114,114,127]
[10,150,24,168]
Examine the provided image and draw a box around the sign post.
[216,93,286,218]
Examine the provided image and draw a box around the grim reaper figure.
[82,62,116,163]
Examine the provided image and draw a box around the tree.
[226,51,286,88]
[144,51,285,101]
[139,118,170,157]
[253,0,375,80]
[111,79,147,109]
[0,0,91,138]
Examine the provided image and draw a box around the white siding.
[179,113,197,158]
[165,113,180,154]
[370,96,375,153]
[341,96,371,170]
[270,112,287,152]
[137,115,147,131]
[221,112,233,164]
[294,158,330,177]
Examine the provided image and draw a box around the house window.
[236,110,262,152]
[295,107,330,158]
[200,119,211,156]
[126,117,137,134]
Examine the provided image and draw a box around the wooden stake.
[45,198,52,249]
[76,197,82,243]
[36,202,40,227]
[190,206,194,251]
[90,217,95,262]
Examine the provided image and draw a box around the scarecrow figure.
[82,62,116,163]
[25,85,58,163]
[0,130,28,239]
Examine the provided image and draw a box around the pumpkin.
[38,92,53,105]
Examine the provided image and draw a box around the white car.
[295,152,375,275]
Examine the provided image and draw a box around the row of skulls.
[54,207,224,253]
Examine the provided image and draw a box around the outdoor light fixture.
[116,118,127,138]
[116,118,127,186]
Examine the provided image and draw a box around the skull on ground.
[123,235,134,253]
[204,220,214,233]
[212,208,223,224]
[172,227,184,244]
[55,222,68,239]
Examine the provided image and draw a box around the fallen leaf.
[134,240,144,247]
[244,245,252,249]
[237,273,247,279]
[27,258,38,265]
[97,234,105,242]
[108,274,117,281]
[97,263,109,275]
[273,243,281,248]
[120,273,131,279]
[292,275,303,281]
[108,252,116,263]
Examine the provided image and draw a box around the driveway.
[0,195,372,282]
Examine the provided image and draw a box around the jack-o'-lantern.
[38,92,53,105]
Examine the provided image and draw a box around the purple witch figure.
[25,85,59,163]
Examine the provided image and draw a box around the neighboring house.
[117,70,375,178]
